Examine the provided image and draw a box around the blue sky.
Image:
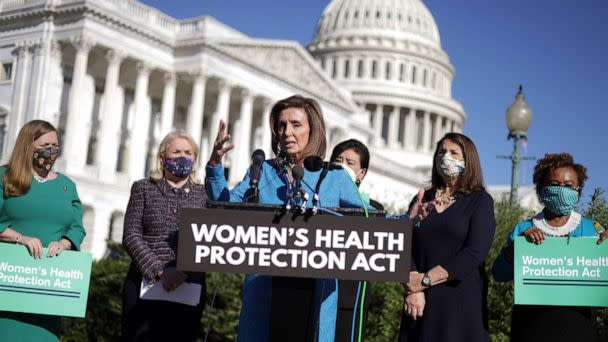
[141,0,607,203]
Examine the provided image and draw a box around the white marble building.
[0,0,474,259]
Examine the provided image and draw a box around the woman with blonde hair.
[207,95,363,342]
[0,120,86,342]
[122,131,207,342]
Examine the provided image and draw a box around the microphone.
[248,149,265,203]
[292,164,305,208]
[310,159,331,215]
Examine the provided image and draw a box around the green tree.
[583,189,608,341]
[61,190,608,341]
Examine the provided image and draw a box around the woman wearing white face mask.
[330,139,384,211]
[399,133,496,342]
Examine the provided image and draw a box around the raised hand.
[408,189,435,225]
[208,120,235,167]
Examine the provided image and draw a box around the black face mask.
[33,146,59,171]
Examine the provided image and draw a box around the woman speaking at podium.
[205,95,363,342]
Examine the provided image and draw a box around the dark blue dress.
[399,189,495,342]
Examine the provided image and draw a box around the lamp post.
[500,85,533,206]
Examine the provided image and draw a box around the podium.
[178,201,408,342]
[209,201,387,341]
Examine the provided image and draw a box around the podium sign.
[514,237,608,307]
[178,208,412,282]
[0,243,93,317]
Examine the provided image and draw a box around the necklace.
[532,211,581,236]
[33,173,49,183]
[435,188,455,209]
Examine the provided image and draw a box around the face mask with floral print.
[435,153,465,178]
[33,146,59,171]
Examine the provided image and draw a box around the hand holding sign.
[47,238,72,257]
[523,226,545,245]
[19,235,43,259]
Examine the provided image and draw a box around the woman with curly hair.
[492,153,608,342]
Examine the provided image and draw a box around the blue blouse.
[205,160,365,342]
[492,215,600,282]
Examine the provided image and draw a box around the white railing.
[0,0,46,11]
[0,0,210,38]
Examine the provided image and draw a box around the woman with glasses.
[492,153,607,342]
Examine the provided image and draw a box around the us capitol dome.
[308,0,466,162]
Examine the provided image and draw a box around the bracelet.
[15,234,22,244]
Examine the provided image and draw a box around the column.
[230,89,254,184]
[372,104,383,146]
[432,114,442,145]
[96,49,124,182]
[63,37,94,175]
[260,98,274,157]
[422,111,432,152]
[159,72,177,138]
[186,71,206,148]
[127,62,151,181]
[405,108,417,150]
[25,42,46,122]
[89,206,113,260]
[4,43,31,157]
[388,105,400,147]
[208,80,231,147]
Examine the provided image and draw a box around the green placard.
[0,243,93,317]
[514,236,608,307]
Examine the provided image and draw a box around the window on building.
[0,63,12,81]
[371,60,378,79]
[0,107,8,158]
[399,63,405,82]
[357,60,364,78]
[332,58,338,79]
[344,59,350,79]
[382,111,389,141]
[354,11,359,19]
[431,72,437,89]
[385,62,391,80]
[423,69,428,87]
[411,66,417,84]
[320,57,326,70]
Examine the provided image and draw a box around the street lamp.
[501,85,533,206]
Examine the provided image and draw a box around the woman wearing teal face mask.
[492,153,607,342]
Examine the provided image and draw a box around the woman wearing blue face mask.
[492,153,607,342]
[121,131,207,342]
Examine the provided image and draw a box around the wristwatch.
[421,273,432,287]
